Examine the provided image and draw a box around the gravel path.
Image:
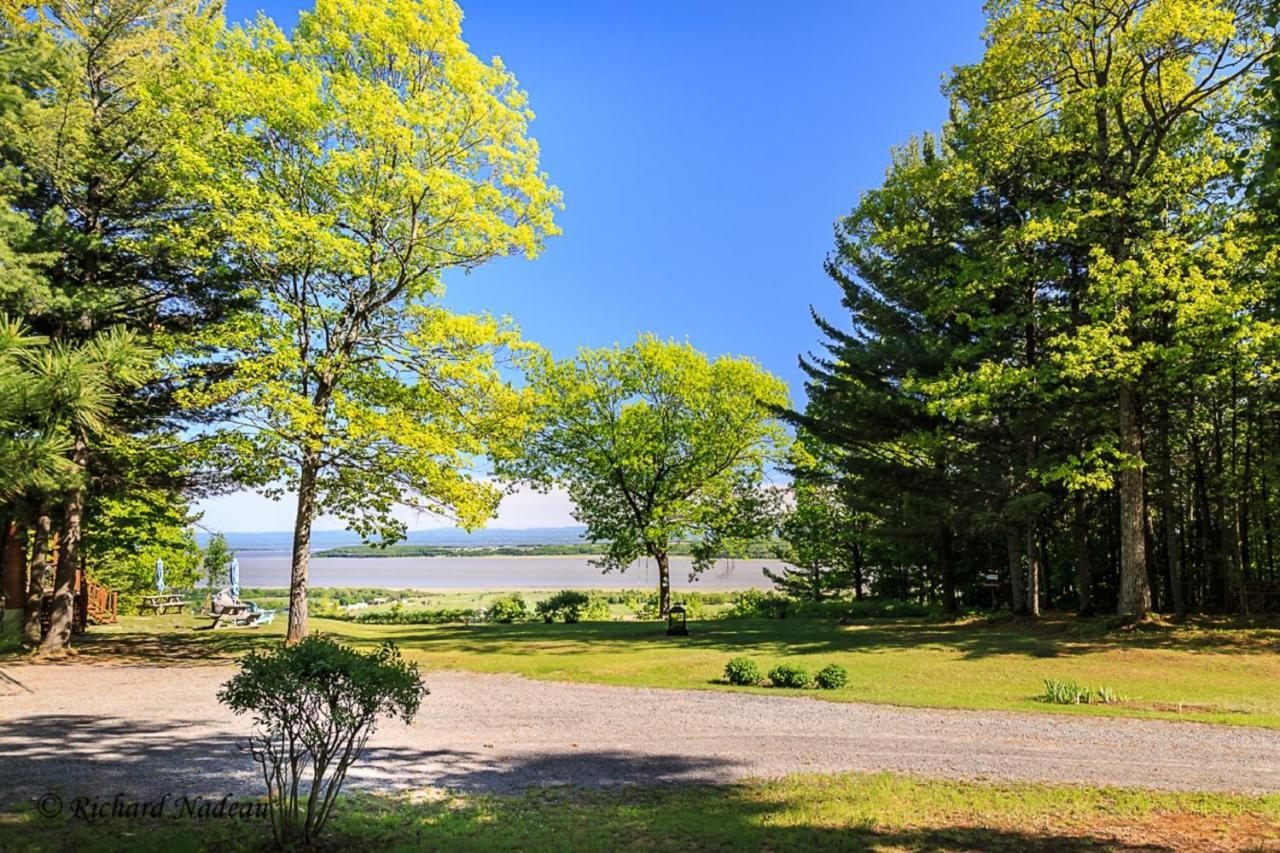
[2,663,1278,804]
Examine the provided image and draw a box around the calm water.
[235,551,778,591]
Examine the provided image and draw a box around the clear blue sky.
[203,0,988,531]
[222,0,987,400]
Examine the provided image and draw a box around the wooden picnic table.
[205,603,275,629]
[140,594,188,615]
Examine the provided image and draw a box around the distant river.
[234,551,779,591]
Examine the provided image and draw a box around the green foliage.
[176,0,561,642]
[81,489,203,610]
[814,664,849,691]
[787,0,1277,618]
[218,636,426,846]
[486,593,529,624]
[767,662,812,690]
[202,533,233,590]
[723,656,762,686]
[726,589,793,619]
[502,334,789,613]
[1039,679,1121,706]
[348,605,478,625]
[534,590,609,623]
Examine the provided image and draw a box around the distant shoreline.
[313,542,784,559]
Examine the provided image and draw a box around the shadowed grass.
[3,771,1278,851]
[16,609,1279,728]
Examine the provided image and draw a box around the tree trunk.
[1073,493,1094,616]
[23,509,51,646]
[938,524,957,615]
[1026,522,1041,617]
[655,551,671,617]
[1007,525,1027,615]
[286,450,322,645]
[40,491,83,654]
[1158,440,1186,619]
[1117,382,1152,617]
[851,543,864,601]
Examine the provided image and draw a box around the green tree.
[183,0,560,643]
[504,335,789,616]
[1,0,246,649]
[202,532,233,590]
[949,0,1270,617]
[768,440,870,601]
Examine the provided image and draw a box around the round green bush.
[487,593,528,623]
[724,656,762,686]
[814,663,848,690]
[767,662,812,689]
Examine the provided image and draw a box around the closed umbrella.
[229,556,240,598]
[155,557,165,593]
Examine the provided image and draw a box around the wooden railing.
[39,570,118,637]
[83,576,117,625]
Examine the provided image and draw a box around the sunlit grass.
[4,772,1278,852]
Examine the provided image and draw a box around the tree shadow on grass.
[6,612,1279,672]
[0,715,1261,851]
[336,613,1280,663]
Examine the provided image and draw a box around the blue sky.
[201,0,988,532]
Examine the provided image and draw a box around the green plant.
[487,593,529,623]
[768,662,812,689]
[217,636,427,847]
[1040,678,1121,705]
[726,589,793,619]
[814,663,848,690]
[352,608,478,625]
[724,656,762,686]
[535,590,595,623]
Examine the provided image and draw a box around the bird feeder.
[666,604,688,636]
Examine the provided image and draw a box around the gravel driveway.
[2,663,1278,804]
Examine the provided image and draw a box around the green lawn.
[46,610,1280,729]
[5,772,1279,852]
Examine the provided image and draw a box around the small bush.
[487,593,528,623]
[768,662,812,689]
[726,589,793,619]
[814,663,848,690]
[724,656,762,686]
[218,637,426,847]
[1040,678,1121,705]
[535,590,610,623]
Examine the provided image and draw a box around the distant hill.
[200,526,590,552]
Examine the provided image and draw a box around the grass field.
[5,771,1279,852]
[39,608,1280,729]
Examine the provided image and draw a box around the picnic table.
[140,594,188,615]
[204,603,276,629]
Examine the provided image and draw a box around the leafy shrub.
[724,656,762,686]
[218,637,426,847]
[768,662,812,689]
[627,592,705,621]
[814,663,849,690]
[487,593,529,623]
[1040,678,1121,705]
[726,589,793,619]
[535,590,609,623]
[839,598,936,619]
[351,607,478,625]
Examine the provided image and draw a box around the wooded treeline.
[784,0,1280,619]
[0,0,562,648]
